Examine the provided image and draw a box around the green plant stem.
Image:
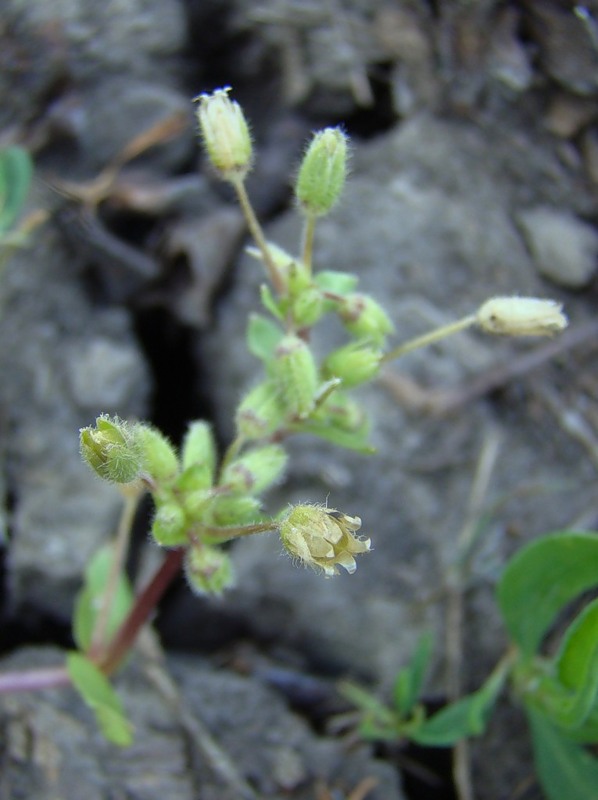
[89,487,141,660]
[301,212,317,276]
[200,520,279,543]
[232,177,285,296]
[99,547,184,675]
[381,315,477,363]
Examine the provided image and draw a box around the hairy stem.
[232,177,285,296]
[300,213,317,276]
[99,547,185,675]
[381,315,476,363]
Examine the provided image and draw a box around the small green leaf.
[393,633,433,717]
[527,708,598,800]
[247,313,284,364]
[292,417,375,453]
[497,531,598,657]
[523,597,598,732]
[411,659,509,746]
[314,270,359,296]
[66,652,133,746]
[260,284,285,321]
[73,546,134,653]
[0,146,33,234]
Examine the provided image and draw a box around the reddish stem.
[99,547,184,675]
[0,547,184,694]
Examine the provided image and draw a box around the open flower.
[279,504,371,576]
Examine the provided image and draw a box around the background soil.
[1,1,598,799]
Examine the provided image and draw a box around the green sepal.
[184,544,234,596]
[181,421,217,478]
[497,531,598,657]
[73,545,134,654]
[527,707,598,800]
[151,502,188,547]
[220,444,288,495]
[314,270,359,297]
[247,313,284,364]
[203,494,263,529]
[66,652,133,746]
[0,146,33,234]
[235,380,287,440]
[135,424,179,485]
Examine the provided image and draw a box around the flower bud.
[220,444,288,495]
[235,381,286,440]
[338,294,394,345]
[181,421,217,479]
[206,495,262,527]
[323,342,382,387]
[80,415,142,484]
[135,424,179,485]
[185,544,234,596]
[476,297,568,337]
[271,334,318,419]
[279,504,371,576]
[151,501,188,547]
[295,128,348,217]
[195,87,253,181]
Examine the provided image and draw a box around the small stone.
[518,207,598,288]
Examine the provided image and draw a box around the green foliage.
[66,652,133,746]
[0,146,33,236]
[345,531,598,798]
[73,545,134,653]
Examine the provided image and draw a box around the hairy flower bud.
[476,297,568,337]
[323,342,382,387]
[80,415,142,484]
[181,421,217,479]
[220,444,288,495]
[279,504,371,576]
[151,501,188,547]
[338,294,394,345]
[195,87,253,181]
[235,381,286,440]
[271,334,318,419]
[185,544,234,596]
[135,424,179,485]
[295,127,348,217]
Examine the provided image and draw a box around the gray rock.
[518,206,598,288]
[0,184,150,617]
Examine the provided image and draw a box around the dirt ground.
[1,2,598,799]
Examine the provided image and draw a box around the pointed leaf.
[246,313,284,364]
[497,531,598,657]
[314,270,359,296]
[66,652,133,746]
[411,660,509,746]
[393,632,433,717]
[527,708,598,800]
[0,146,33,234]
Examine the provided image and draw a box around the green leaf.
[411,659,509,746]
[0,146,33,234]
[66,652,133,746]
[497,531,598,657]
[291,417,375,453]
[524,597,598,732]
[338,680,400,741]
[73,546,134,653]
[314,270,359,296]
[246,313,284,364]
[393,633,433,717]
[527,708,598,800]
[260,284,285,321]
